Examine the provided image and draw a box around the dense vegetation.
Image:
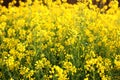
[0,0,120,80]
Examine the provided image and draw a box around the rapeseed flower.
[0,0,120,79]
[17,43,26,52]
[5,56,15,70]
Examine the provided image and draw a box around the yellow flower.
[65,37,76,46]
[27,32,33,43]
[26,56,31,65]
[0,15,7,21]
[17,43,25,52]
[55,43,64,52]
[62,0,67,3]
[85,29,91,36]
[26,70,35,79]
[88,36,94,42]
[65,54,73,60]
[20,66,29,75]
[63,61,76,74]
[17,52,25,61]
[84,77,88,80]
[102,0,106,4]
[14,19,25,30]
[53,65,68,80]
[26,0,32,5]
[114,60,120,69]
[5,56,15,70]
[96,0,100,2]
[9,48,18,58]
[19,29,26,40]
[8,28,15,37]
[10,78,14,80]
[35,60,44,70]
[101,75,107,80]
[0,22,6,31]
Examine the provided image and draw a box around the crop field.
[0,0,120,80]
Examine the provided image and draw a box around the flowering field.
[0,0,120,80]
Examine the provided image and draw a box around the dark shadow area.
[1,0,120,8]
